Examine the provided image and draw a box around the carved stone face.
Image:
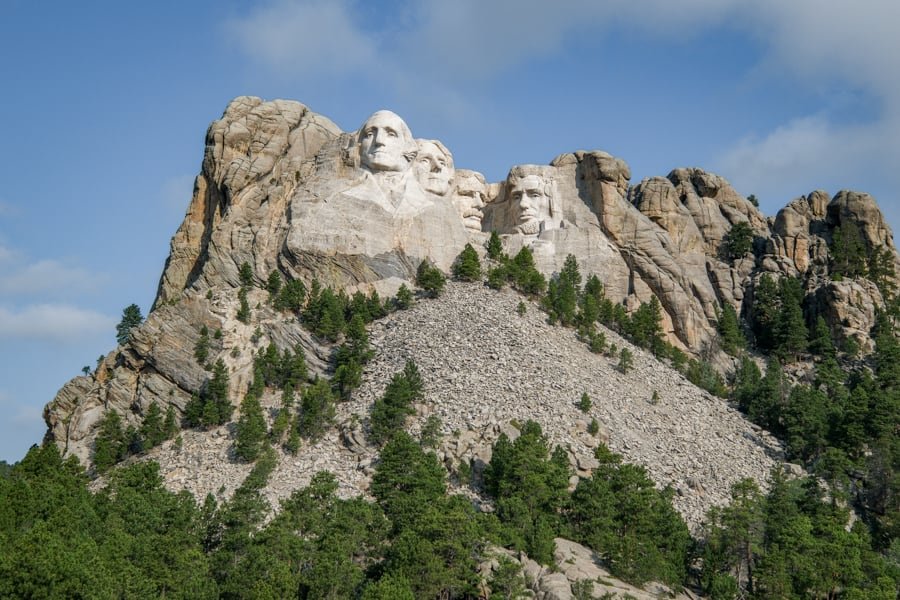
[511,174,552,235]
[414,140,454,196]
[358,110,414,172]
[453,171,487,231]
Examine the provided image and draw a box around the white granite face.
[510,172,557,235]
[357,110,416,173]
[452,169,487,231]
[414,139,454,196]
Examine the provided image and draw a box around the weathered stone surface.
[815,278,884,353]
[149,98,898,364]
[155,97,342,306]
[482,540,699,599]
[42,99,899,560]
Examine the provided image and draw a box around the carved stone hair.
[417,138,454,169]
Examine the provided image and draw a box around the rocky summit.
[39,97,900,597]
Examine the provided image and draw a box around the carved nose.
[431,163,441,173]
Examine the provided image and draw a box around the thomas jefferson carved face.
[511,174,554,235]
[358,110,415,172]
[414,140,454,196]
[452,171,487,231]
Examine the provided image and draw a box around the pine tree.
[371,431,446,531]
[370,365,421,444]
[139,402,166,449]
[234,394,267,461]
[578,392,591,413]
[163,405,179,439]
[416,259,446,298]
[486,230,503,260]
[722,221,754,260]
[205,359,232,427]
[751,274,779,350]
[116,303,144,345]
[618,348,634,374]
[452,243,482,281]
[94,410,127,472]
[830,222,867,278]
[717,303,746,355]
[274,279,306,312]
[238,261,254,287]
[236,287,251,324]
[808,316,835,357]
[265,270,282,297]
[394,284,413,309]
[509,247,546,296]
[282,344,308,386]
[774,277,807,360]
[194,325,210,364]
[544,254,581,326]
[298,378,335,440]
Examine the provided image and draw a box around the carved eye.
[386,128,398,137]
[363,129,375,139]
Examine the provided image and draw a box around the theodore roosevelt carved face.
[509,172,557,235]
[357,110,416,173]
[452,170,487,231]
[414,139,454,196]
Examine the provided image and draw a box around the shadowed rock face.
[47,97,898,471]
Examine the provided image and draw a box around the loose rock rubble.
[139,281,782,534]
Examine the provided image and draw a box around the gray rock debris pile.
[119,282,782,535]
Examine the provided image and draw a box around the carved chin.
[517,219,541,235]
[424,180,451,196]
[463,215,483,231]
[364,153,406,172]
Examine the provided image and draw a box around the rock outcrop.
[43,97,898,531]
[151,97,898,358]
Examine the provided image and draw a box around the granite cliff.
[40,97,899,596]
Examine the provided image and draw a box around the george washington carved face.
[357,110,416,173]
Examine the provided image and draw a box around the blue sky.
[1,0,898,462]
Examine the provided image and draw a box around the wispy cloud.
[223,0,378,77]
[0,259,107,297]
[712,0,900,204]
[718,115,879,199]
[225,1,900,208]
[0,304,114,340]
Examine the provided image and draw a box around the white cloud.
[401,0,742,81]
[225,1,900,213]
[0,259,106,297]
[710,1,900,206]
[0,304,115,340]
[223,0,378,77]
[718,115,876,197]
